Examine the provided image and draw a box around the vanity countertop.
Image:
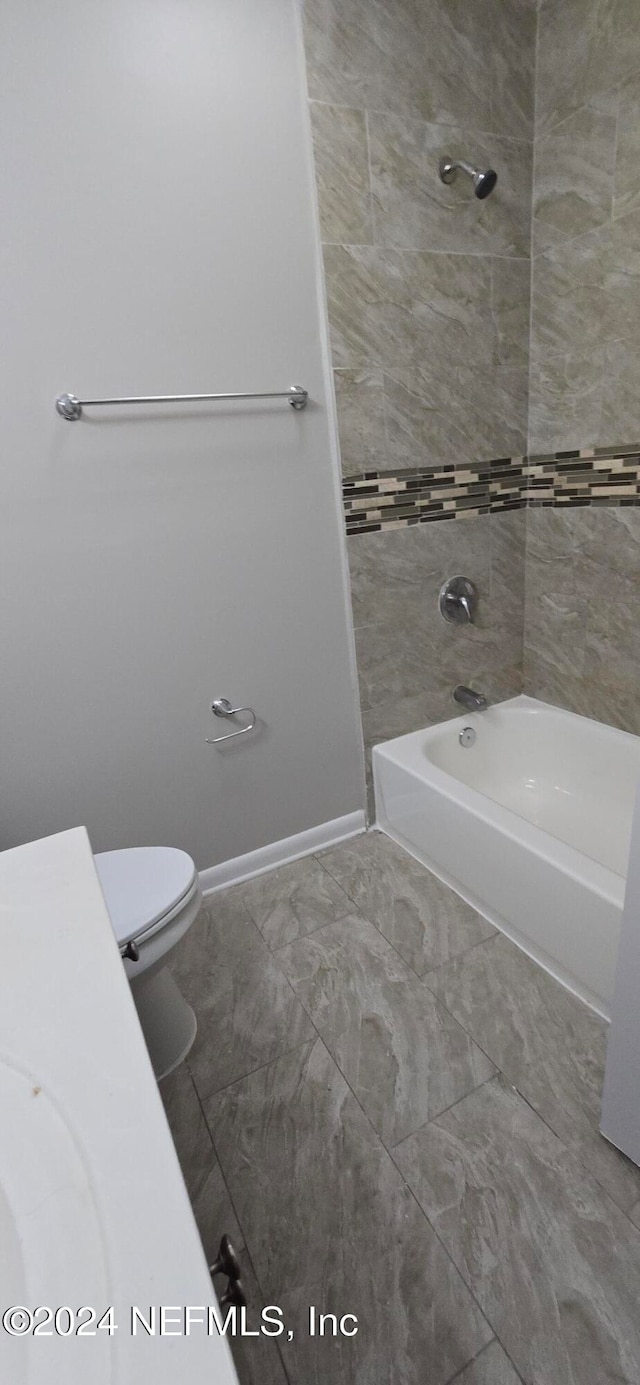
[0,826,238,1384]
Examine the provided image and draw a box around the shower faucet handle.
[439,576,478,625]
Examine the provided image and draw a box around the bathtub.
[372,696,640,1018]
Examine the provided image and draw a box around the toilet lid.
[94,847,197,945]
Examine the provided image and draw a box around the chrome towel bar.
[55,385,308,420]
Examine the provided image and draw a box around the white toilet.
[94,846,202,1080]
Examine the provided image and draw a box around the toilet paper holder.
[206,697,257,745]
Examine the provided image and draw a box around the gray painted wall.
[0,0,364,867]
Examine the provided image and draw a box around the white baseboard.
[198,810,366,895]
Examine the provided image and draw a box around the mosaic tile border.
[343,444,640,534]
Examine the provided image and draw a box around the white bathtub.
[373,696,640,1017]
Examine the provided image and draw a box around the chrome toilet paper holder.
[206,697,257,745]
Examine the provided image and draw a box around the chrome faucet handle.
[458,594,473,623]
[439,576,477,625]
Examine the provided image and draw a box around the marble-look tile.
[159,1066,244,1260]
[235,854,354,950]
[170,894,314,1101]
[347,520,491,631]
[395,1075,640,1385]
[489,513,525,693]
[207,1037,493,1385]
[583,558,640,695]
[528,346,605,454]
[424,933,600,1075]
[571,505,640,582]
[322,243,495,374]
[535,0,615,137]
[600,338,640,446]
[523,512,586,684]
[333,368,387,476]
[382,364,528,471]
[453,1340,523,1385]
[353,618,430,709]
[487,0,536,140]
[525,545,587,681]
[302,0,437,125]
[531,225,613,363]
[369,111,532,258]
[525,506,583,563]
[227,1254,290,1385]
[360,689,460,755]
[424,932,640,1215]
[277,914,495,1146]
[310,102,372,245]
[319,832,496,975]
[491,256,532,372]
[614,81,640,221]
[533,105,615,254]
[604,211,640,348]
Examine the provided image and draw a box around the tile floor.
[161,830,640,1385]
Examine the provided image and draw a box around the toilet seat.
[94,847,198,947]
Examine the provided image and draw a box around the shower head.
[439,156,498,200]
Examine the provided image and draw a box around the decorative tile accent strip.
[343,445,640,534]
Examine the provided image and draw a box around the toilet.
[94,846,202,1080]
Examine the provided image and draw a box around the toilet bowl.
[94,846,201,1080]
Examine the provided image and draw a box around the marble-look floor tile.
[452,1339,522,1385]
[277,915,495,1146]
[159,1066,244,1261]
[207,1037,493,1385]
[171,895,314,1101]
[226,1253,290,1385]
[234,854,354,951]
[319,832,496,975]
[424,932,640,1215]
[395,1075,640,1385]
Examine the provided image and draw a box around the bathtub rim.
[372,694,628,911]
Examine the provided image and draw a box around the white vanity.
[0,827,238,1384]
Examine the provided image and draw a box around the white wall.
[0,0,364,868]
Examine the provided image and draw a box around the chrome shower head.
[439,156,498,200]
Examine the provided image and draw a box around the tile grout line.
[200,1028,498,1382]
[442,1335,526,1385]
[189,1068,295,1384]
[314,842,501,988]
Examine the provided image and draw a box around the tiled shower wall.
[302,0,640,786]
[524,0,640,729]
[301,0,535,797]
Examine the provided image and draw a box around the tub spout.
[454,685,488,712]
